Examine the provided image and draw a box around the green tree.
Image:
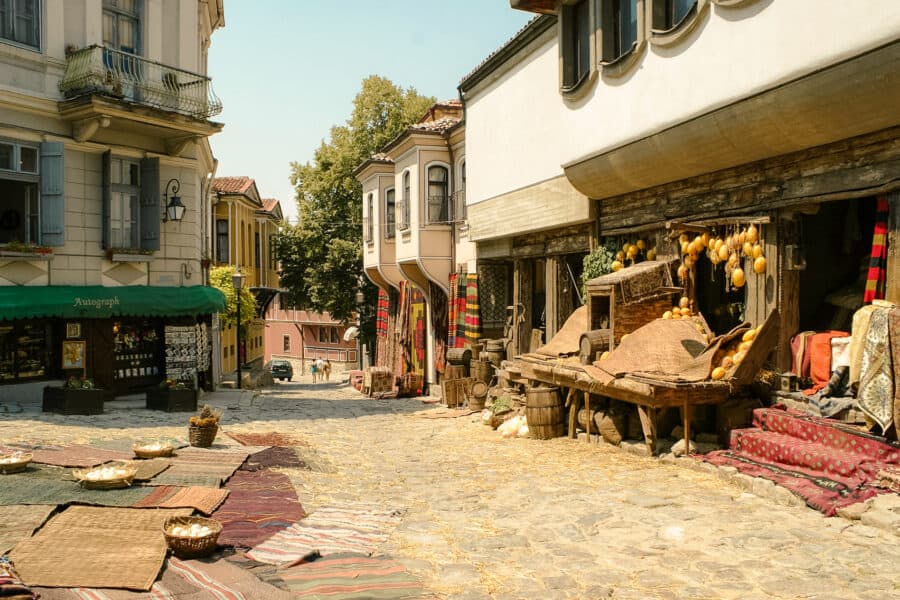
[209,265,256,333]
[276,76,434,346]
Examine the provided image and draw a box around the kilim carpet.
[212,468,306,549]
[241,447,305,471]
[702,406,900,515]
[131,485,229,515]
[0,505,55,555]
[226,431,308,447]
[143,446,258,488]
[246,503,404,565]
[32,557,294,599]
[272,553,423,600]
[20,444,132,468]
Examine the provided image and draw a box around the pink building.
[264,293,358,374]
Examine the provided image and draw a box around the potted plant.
[146,378,198,413]
[188,404,222,448]
[43,376,109,415]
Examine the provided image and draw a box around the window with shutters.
[216,219,228,263]
[0,140,40,245]
[0,0,40,50]
[426,164,450,224]
[109,157,140,249]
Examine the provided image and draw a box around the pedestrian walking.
[310,360,318,383]
[323,359,332,382]
[315,358,325,383]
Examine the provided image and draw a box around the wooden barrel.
[577,408,598,433]
[579,330,609,365]
[445,364,467,380]
[525,387,565,440]
[468,381,488,411]
[485,339,505,352]
[470,343,484,361]
[471,360,494,385]
[446,348,472,366]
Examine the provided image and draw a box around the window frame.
[383,187,396,239]
[215,219,229,263]
[598,0,647,78]
[399,170,411,232]
[559,0,596,95]
[102,0,141,55]
[0,0,41,51]
[108,156,140,249]
[330,327,339,344]
[318,327,327,344]
[649,0,708,47]
[283,335,290,353]
[0,139,40,246]
[254,230,261,268]
[364,192,374,243]
[455,159,467,223]
[425,163,451,225]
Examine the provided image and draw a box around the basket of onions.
[132,441,175,459]
[0,451,32,474]
[163,516,222,559]
[72,461,137,489]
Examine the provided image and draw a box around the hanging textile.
[409,288,426,378]
[464,273,481,343]
[858,307,894,432]
[455,274,468,347]
[863,196,889,303]
[448,273,459,349]
[398,281,412,375]
[376,288,390,338]
[430,282,448,375]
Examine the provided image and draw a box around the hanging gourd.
[636,239,646,250]
[742,241,753,257]
[677,264,688,282]
[611,260,623,272]
[751,243,762,259]
[747,223,759,244]
[732,267,746,288]
[753,256,767,274]
[717,244,730,262]
[681,240,690,256]
[647,247,657,261]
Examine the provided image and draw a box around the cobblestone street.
[3,378,900,599]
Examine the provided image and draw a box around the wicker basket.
[188,424,218,448]
[72,461,137,489]
[0,452,32,474]
[163,516,222,559]
[133,443,175,459]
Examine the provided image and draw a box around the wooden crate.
[146,388,198,412]
[42,386,109,415]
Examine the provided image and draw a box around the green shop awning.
[0,285,226,320]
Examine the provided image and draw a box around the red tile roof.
[261,198,279,212]
[212,176,255,195]
[411,116,462,134]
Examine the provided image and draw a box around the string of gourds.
[677,223,766,290]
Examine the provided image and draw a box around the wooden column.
[545,256,559,342]
[777,214,800,371]
[886,193,900,304]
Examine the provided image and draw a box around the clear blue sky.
[208,1,533,222]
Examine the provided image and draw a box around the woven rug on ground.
[143,446,259,488]
[24,444,133,468]
[131,486,229,515]
[0,471,154,507]
[9,506,190,591]
[90,438,188,453]
[32,557,295,600]
[241,447,305,471]
[226,431,308,447]
[246,503,405,565]
[132,458,170,482]
[0,556,37,600]
[0,505,55,555]
[702,406,900,516]
[272,553,423,600]
[212,468,306,549]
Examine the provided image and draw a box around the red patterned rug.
[213,468,306,549]
[702,406,900,516]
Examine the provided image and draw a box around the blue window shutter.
[102,151,111,249]
[39,142,65,246]
[139,158,160,251]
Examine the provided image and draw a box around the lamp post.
[162,178,186,222]
[355,289,364,370]
[232,270,245,389]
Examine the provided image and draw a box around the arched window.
[652,0,696,31]
[426,165,449,224]
[400,171,410,230]
[561,0,593,91]
[601,0,639,63]
[384,188,395,238]
[364,192,374,242]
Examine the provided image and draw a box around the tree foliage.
[209,265,257,332]
[276,76,434,342]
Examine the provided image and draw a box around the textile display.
[33,557,295,600]
[858,307,894,432]
[889,308,900,433]
[131,485,229,515]
[0,557,36,600]
[375,288,403,374]
[863,196,889,303]
[131,458,170,482]
[376,288,390,338]
[241,446,306,471]
[464,273,481,343]
[397,282,412,376]
[144,445,257,488]
[272,553,423,599]
[24,444,132,468]
[0,505,55,555]
[408,288,426,379]
[246,503,404,566]
[429,282,447,374]
[9,506,191,590]
[790,331,816,381]
[800,331,850,396]
[213,468,306,549]
[226,431,307,447]
[874,466,900,493]
[849,304,880,388]
[702,406,900,516]
[0,471,154,507]
[447,273,468,349]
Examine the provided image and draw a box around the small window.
[426,166,449,224]
[318,327,327,344]
[384,188,395,238]
[0,0,40,50]
[0,140,40,245]
[330,327,339,344]
[109,157,140,249]
[652,0,696,31]
[19,147,37,173]
[601,0,639,63]
[254,231,261,267]
[400,171,410,231]
[364,193,374,242]
[269,234,276,269]
[215,219,228,263]
[456,161,467,221]
[103,0,140,55]
[283,335,290,352]
[561,0,593,91]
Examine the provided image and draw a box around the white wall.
[465,0,900,205]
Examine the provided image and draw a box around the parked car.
[267,359,293,381]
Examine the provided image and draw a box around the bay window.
[426,165,450,224]
[384,188,395,238]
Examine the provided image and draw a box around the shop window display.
[0,322,49,382]
[113,321,161,383]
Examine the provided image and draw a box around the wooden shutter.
[39,141,65,246]
[102,150,111,249]
[139,157,160,251]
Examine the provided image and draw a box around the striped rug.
[274,553,423,599]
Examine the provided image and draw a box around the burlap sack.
[595,407,627,445]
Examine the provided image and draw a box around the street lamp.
[355,289,365,370]
[161,178,186,223]
[232,270,245,389]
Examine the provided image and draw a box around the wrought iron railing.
[59,45,223,120]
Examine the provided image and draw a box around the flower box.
[0,249,53,261]
[42,386,110,415]
[146,388,198,412]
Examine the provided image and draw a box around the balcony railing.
[59,45,223,120]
